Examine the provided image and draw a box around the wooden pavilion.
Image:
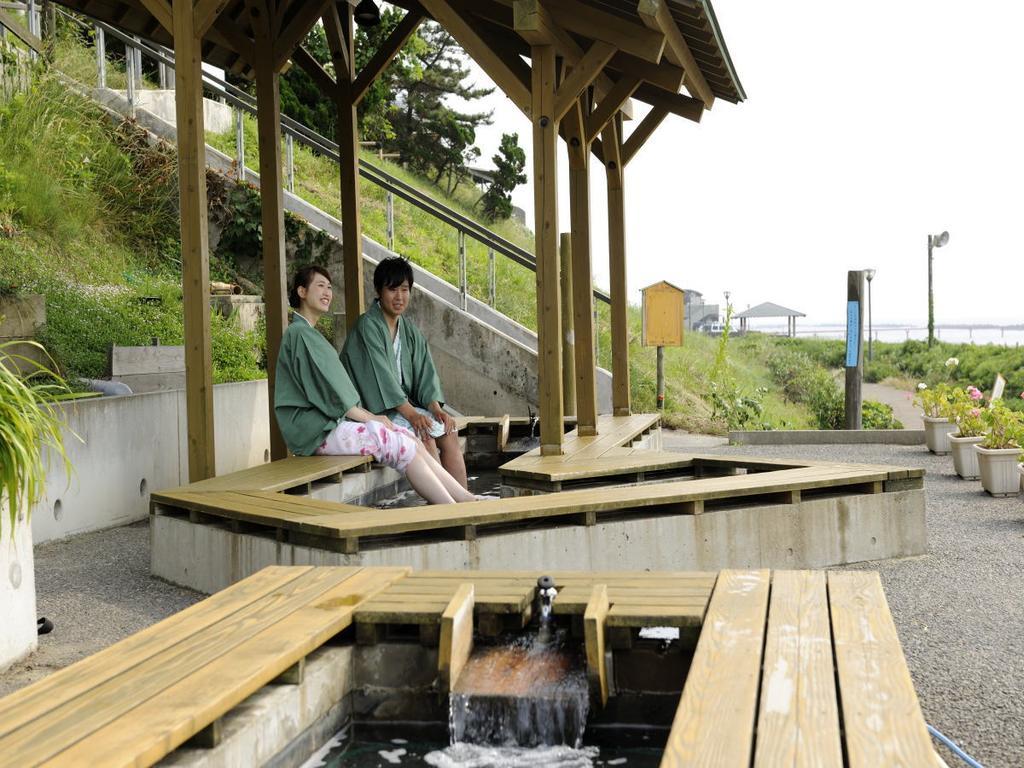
[50,0,745,480]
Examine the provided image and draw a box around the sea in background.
[745,323,1024,347]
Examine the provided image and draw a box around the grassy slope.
[2,29,811,432]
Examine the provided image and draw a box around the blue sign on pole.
[845,300,860,368]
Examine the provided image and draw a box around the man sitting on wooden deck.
[342,257,468,489]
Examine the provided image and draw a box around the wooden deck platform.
[0,567,937,766]
[499,413,676,490]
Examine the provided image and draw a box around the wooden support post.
[174,0,215,481]
[584,584,610,707]
[845,270,865,430]
[439,583,474,691]
[559,233,575,417]
[327,3,364,330]
[531,44,563,456]
[272,657,305,685]
[656,345,665,409]
[253,29,289,461]
[603,117,630,416]
[565,101,598,436]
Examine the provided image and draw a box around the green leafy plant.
[861,400,904,430]
[708,382,770,431]
[947,386,987,438]
[980,399,1024,450]
[914,382,955,419]
[0,339,74,539]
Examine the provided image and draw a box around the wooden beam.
[584,584,610,707]
[420,0,531,115]
[252,26,290,461]
[325,2,365,329]
[608,50,683,93]
[193,0,231,37]
[585,75,640,144]
[634,82,703,123]
[602,117,630,417]
[174,0,216,480]
[552,39,615,124]
[637,0,714,107]
[512,0,557,47]
[209,15,256,65]
[274,0,333,71]
[438,584,474,691]
[137,0,172,34]
[352,10,423,104]
[621,105,668,166]
[531,44,563,456]
[559,233,575,417]
[543,0,665,64]
[292,44,337,97]
[564,100,598,437]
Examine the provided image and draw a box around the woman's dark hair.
[288,264,333,309]
[374,257,414,293]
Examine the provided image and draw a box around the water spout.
[536,575,557,647]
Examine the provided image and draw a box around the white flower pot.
[923,416,957,455]
[949,433,984,480]
[0,503,38,672]
[1019,463,1024,494]
[975,446,1022,497]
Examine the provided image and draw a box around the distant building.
[734,301,806,337]
[682,289,719,331]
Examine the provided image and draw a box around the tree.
[479,133,526,221]
[388,21,493,192]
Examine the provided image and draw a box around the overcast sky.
[461,2,1024,327]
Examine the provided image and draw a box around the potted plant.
[915,381,957,454]
[0,339,72,671]
[948,386,987,480]
[975,399,1024,497]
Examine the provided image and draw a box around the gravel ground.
[675,440,1023,768]
[2,441,1020,765]
[0,521,202,698]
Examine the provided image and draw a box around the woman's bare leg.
[417,445,475,502]
[404,453,457,504]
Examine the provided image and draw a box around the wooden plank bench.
[660,569,938,767]
[0,565,406,767]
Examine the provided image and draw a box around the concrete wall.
[104,90,613,416]
[32,380,270,544]
[0,507,36,672]
[122,90,233,133]
[152,489,927,594]
[730,429,925,446]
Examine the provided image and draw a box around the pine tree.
[479,133,527,221]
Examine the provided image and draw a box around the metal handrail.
[46,8,612,307]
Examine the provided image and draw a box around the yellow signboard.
[641,281,684,347]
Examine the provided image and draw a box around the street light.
[865,269,876,360]
[354,0,381,26]
[927,231,949,347]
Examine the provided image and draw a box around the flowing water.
[376,471,502,509]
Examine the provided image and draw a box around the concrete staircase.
[92,87,613,417]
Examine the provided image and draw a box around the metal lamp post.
[865,269,876,360]
[927,231,949,348]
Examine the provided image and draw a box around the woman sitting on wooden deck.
[274,265,478,505]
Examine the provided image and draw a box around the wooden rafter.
[420,0,531,115]
[292,44,337,96]
[585,75,639,144]
[608,50,682,93]
[243,0,270,42]
[193,0,232,37]
[552,39,615,124]
[637,0,713,107]
[274,0,332,70]
[621,105,668,166]
[209,15,256,67]
[634,82,702,123]
[137,0,172,34]
[322,1,351,82]
[352,9,423,104]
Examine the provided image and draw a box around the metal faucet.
[536,575,557,646]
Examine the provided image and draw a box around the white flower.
[945,357,959,367]
[917,383,928,390]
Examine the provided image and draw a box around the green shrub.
[862,400,903,430]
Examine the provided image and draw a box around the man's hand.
[430,403,455,435]
[398,402,433,440]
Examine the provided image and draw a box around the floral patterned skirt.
[315,420,417,471]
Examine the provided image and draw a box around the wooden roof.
[735,301,806,319]
[53,0,744,111]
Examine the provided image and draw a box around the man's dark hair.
[288,264,332,309]
[374,257,414,293]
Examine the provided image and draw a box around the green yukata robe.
[341,301,445,415]
[275,315,362,456]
